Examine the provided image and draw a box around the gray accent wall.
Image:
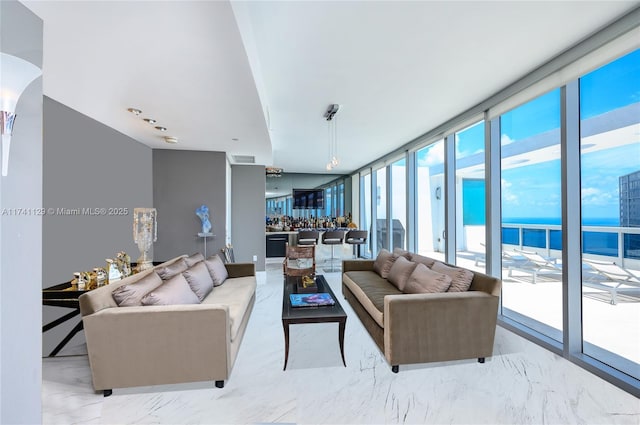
[232,165,266,271]
[42,97,152,355]
[0,1,43,423]
[153,150,227,261]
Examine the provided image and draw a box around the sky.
[422,48,640,226]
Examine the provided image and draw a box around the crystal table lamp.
[133,208,157,271]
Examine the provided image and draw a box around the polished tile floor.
[42,260,640,424]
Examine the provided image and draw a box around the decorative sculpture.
[116,251,132,277]
[196,204,212,234]
[133,208,158,271]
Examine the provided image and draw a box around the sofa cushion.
[202,276,256,341]
[141,274,201,306]
[343,271,401,327]
[185,252,205,267]
[205,254,229,286]
[155,259,189,280]
[403,263,452,294]
[432,261,474,292]
[392,247,412,260]
[182,262,214,301]
[372,249,398,279]
[111,271,164,307]
[410,253,437,268]
[386,256,418,291]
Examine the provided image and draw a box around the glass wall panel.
[455,121,486,272]
[500,89,563,342]
[325,187,332,217]
[390,158,407,250]
[338,182,345,217]
[375,167,388,252]
[360,173,372,258]
[579,49,640,379]
[415,140,445,261]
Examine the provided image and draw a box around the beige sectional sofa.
[342,249,501,372]
[79,254,256,396]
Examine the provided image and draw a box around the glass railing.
[501,223,640,265]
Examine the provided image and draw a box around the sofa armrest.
[343,260,375,272]
[469,273,502,297]
[383,292,499,365]
[83,304,231,390]
[225,262,255,278]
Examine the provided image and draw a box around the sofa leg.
[215,380,224,388]
[391,365,399,373]
[478,357,485,364]
[103,389,112,397]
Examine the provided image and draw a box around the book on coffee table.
[290,292,335,308]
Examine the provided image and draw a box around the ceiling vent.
[232,155,255,164]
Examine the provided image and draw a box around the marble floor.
[42,260,640,425]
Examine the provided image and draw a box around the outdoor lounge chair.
[506,249,563,284]
[583,259,640,305]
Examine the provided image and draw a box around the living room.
[1,1,639,424]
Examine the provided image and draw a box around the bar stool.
[345,230,368,258]
[297,230,319,246]
[321,230,345,272]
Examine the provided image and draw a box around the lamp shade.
[1,52,41,113]
[0,52,42,176]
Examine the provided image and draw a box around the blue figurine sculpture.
[196,204,212,234]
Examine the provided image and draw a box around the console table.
[42,282,87,357]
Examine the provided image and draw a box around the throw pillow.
[386,256,418,291]
[182,261,214,301]
[205,254,229,286]
[112,272,163,307]
[409,253,437,268]
[372,249,398,279]
[403,263,452,294]
[185,252,205,267]
[392,247,412,260]
[431,261,474,292]
[141,273,200,306]
[155,259,189,280]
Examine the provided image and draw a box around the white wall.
[0,1,43,422]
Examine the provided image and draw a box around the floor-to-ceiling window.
[579,49,640,379]
[455,121,486,272]
[375,167,388,252]
[390,158,407,250]
[415,140,445,261]
[500,89,563,342]
[360,172,372,258]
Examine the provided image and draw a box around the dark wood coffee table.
[281,274,347,370]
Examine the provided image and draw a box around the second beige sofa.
[342,250,501,372]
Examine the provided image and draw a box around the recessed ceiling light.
[164,136,178,144]
[143,118,157,124]
[155,126,167,132]
[127,108,142,116]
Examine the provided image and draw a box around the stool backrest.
[346,230,368,243]
[322,230,345,243]
[297,230,320,244]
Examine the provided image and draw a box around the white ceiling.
[22,0,639,175]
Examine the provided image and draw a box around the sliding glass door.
[415,141,445,261]
[500,89,563,342]
[579,49,640,379]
